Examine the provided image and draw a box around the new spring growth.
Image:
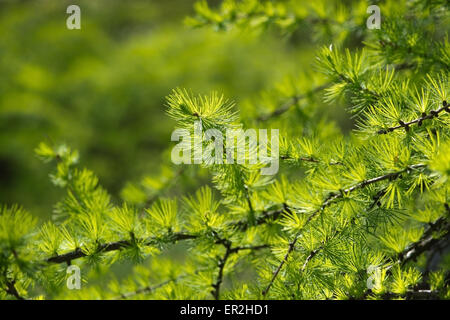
[171,120,279,175]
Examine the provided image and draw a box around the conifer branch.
[113,243,269,301]
[301,248,321,272]
[4,279,25,300]
[211,240,232,300]
[280,155,344,166]
[358,214,449,300]
[46,232,198,264]
[211,234,270,300]
[398,215,450,264]
[3,0,448,301]
[46,226,271,284]
[262,164,427,297]
[261,236,298,297]
[377,101,449,134]
[231,206,285,231]
[301,205,448,278]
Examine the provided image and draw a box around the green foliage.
[0,0,297,216]
[0,0,449,300]
[166,88,239,130]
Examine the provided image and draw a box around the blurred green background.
[0,0,308,218]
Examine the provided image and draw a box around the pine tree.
[1,0,449,300]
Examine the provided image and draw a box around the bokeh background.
[0,0,314,219]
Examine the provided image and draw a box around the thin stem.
[46,232,197,264]
[257,83,330,122]
[377,101,449,134]
[261,237,298,297]
[398,216,450,264]
[211,241,232,300]
[211,242,270,300]
[5,279,25,300]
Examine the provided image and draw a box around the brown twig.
[5,279,25,300]
[377,101,449,134]
[211,242,270,300]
